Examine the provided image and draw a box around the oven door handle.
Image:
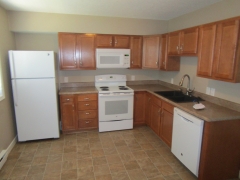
[99,93,134,97]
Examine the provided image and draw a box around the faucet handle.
[187,87,195,96]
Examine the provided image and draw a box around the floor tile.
[112,171,130,180]
[9,165,30,178]
[156,165,176,176]
[62,160,77,170]
[106,154,122,164]
[77,166,93,177]
[178,171,198,180]
[108,162,126,173]
[124,160,140,171]
[78,157,93,167]
[127,169,147,180]
[95,174,112,180]
[28,164,46,175]
[61,169,78,180]
[25,173,44,180]
[93,164,110,175]
[93,156,107,166]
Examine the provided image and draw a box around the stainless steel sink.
[154,90,204,103]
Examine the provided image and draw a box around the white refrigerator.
[9,51,60,142]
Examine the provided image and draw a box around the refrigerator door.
[12,78,59,141]
[9,51,55,79]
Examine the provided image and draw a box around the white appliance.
[9,50,59,142]
[171,107,204,177]
[96,49,130,68]
[95,74,134,132]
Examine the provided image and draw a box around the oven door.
[98,93,133,121]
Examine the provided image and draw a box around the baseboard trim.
[0,136,17,170]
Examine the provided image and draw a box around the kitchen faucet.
[179,74,194,96]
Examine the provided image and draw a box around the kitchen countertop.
[59,84,240,122]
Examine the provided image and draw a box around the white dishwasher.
[171,107,204,177]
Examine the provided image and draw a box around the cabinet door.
[114,36,130,48]
[145,92,152,126]
[59,33,77,69]
[142,36,160,69]
[168,31,181,55]
[150,103,161,135]
[96,35,113,48]
[212,20,239,81]
[197,24,217,77]
[181,27,199,55]
[76,34,96,69]
[60,95,76,131]
[160,34,168,70]
[130,36,142,69]
[160,101,174,148]
[134,91,145,125]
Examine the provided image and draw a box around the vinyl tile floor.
[0,126,199,180]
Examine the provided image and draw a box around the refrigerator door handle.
[12,80,18,106]
[9,51,16,78]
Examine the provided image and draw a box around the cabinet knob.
[131,61,133,64]
[67,99,70,101]
[79,61,83,65]
[115,40,117,44]
[110,41,112,45]
[85,104,89,106]
[74,61,77,65]
[84,98,89,100]
[85,112,90,115]
[86,121,90,124]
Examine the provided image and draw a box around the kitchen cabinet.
[142,35,160,69]
[197,23,217,78]
[150,95,162,135]
[76,93,98,130]
[197,17,240,83]
[159,34,180,71]
[168,27,199,56]
[60,95,76,132]
[133,91,145,126]
[96,35,130,48]
[159,101,174,147]
[58,33,96,70]
[130,36,142,69]
[212,19,240,82]
[145,92,152,126]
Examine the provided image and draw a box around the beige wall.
[8,11,168,35]
[162,0,240,104]
[13,12,168,83]
[168,0,240,32]
[0,6,16,151]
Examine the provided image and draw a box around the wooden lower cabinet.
[150,96,162,135]
[60,95,76,131]
[145,92,152,126]
[133,91,145,126]
[159,101,174,147]
[60,93,98,133]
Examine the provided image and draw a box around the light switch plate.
[171,78,174,84]
[206,87,211,95]
[64,77,68,82]
[210,88,215,96]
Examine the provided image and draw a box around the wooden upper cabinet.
[197,23,217,78]
[142,36,160,69]
[130,36,142,69]
[168,31,181,55]
[59,33,96,70]
[59,33,77,69]
[212,19,240,82]
[197,17,240,83]
[160,34,180,71]
[168,27,199,56]
[76,34,96,69]
[96,35,130,48]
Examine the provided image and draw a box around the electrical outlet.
[210,88,215,96]
[171,78,174,84]
[206,87,211,95]
[131,75,135,80]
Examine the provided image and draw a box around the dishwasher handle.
[177,113,193,123]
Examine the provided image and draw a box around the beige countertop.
[59,84,240,122]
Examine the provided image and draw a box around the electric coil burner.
[95,74,134,132]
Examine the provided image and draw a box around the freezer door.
[9,51,55,79]
[12,78,59,141]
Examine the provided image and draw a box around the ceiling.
[0,0,223,20]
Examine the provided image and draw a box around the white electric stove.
[95,74,134,132]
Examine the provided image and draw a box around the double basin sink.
[154,90,204,103]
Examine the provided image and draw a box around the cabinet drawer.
[78,110,97,119]
[61,95,74,102]
[78,101,97,110]
[78,119,98,129]
[152,95,162,107]
[77,94,97,101]
[162,101,174,114]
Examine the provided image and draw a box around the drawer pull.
[84,98,89,100]
[85,112,90,115]
[85,121,90,124]
[67,99,70,101]
[85,104,89,106]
